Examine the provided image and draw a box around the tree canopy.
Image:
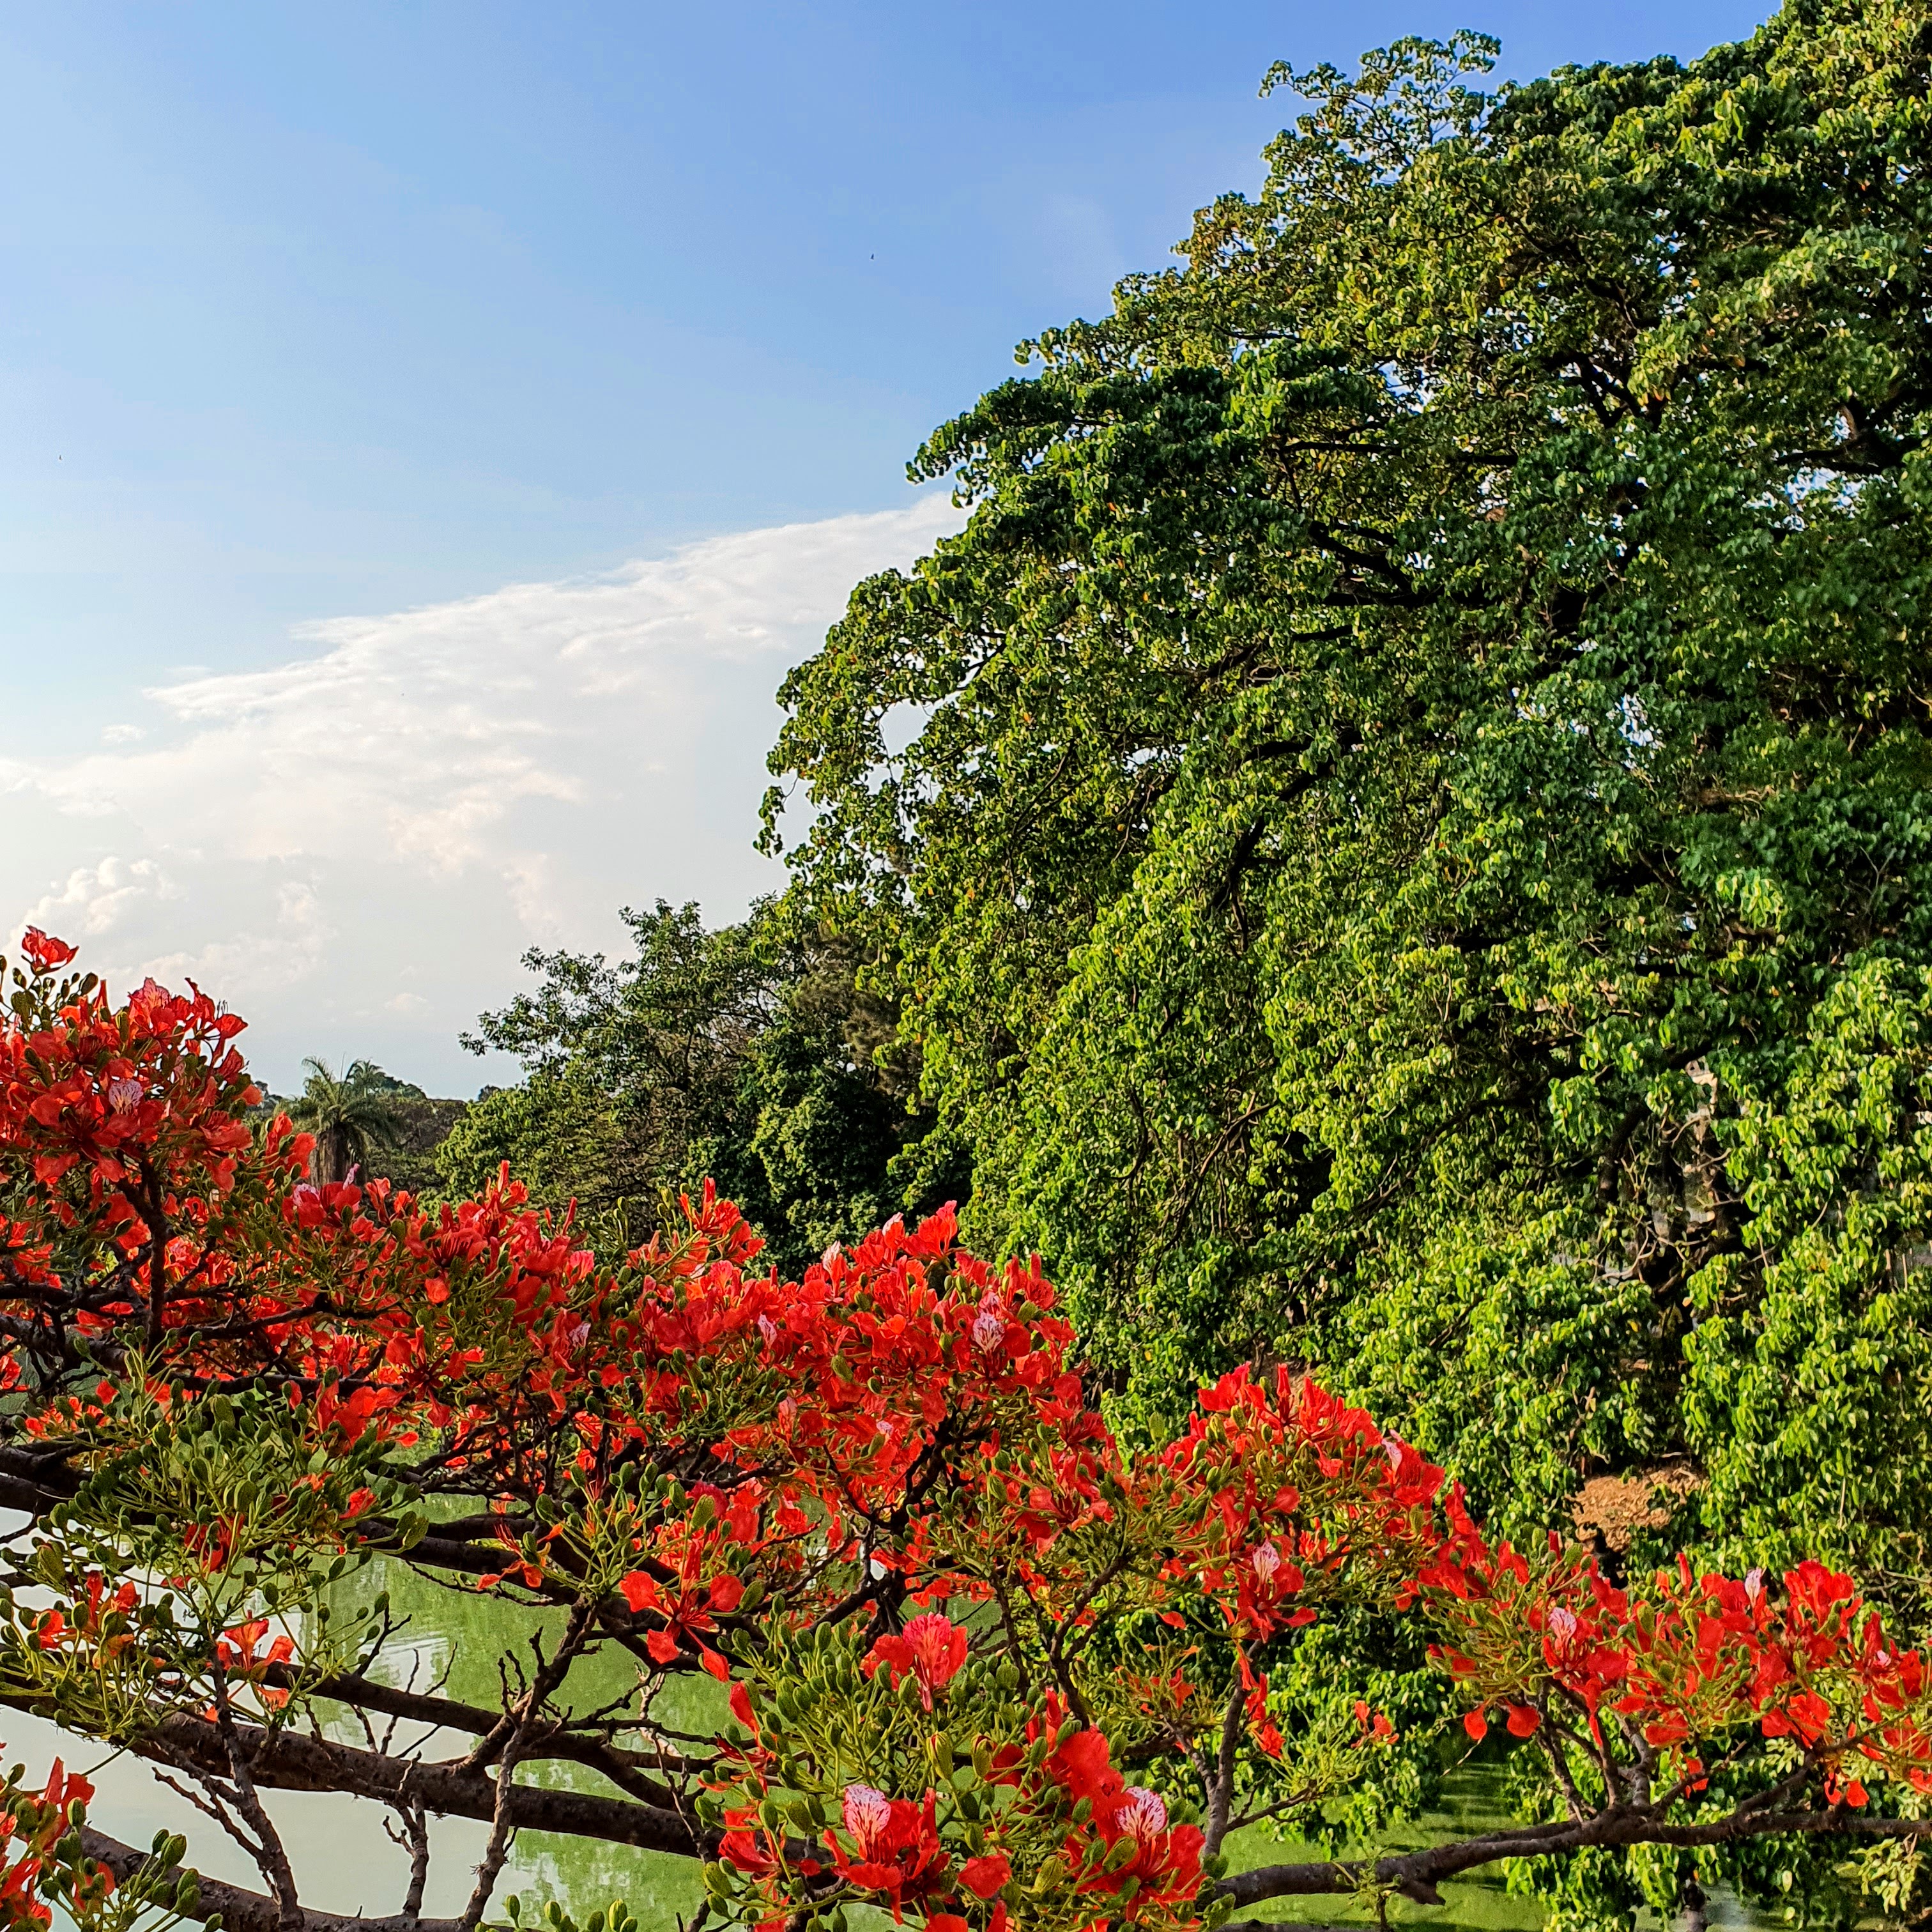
[441,901,954,1276]
[763,0,1932,1623]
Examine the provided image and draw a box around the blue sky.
[3,0,1771,1091]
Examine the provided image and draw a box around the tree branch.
[0,1701,707,1858]
[77,1823,464,1932]
[1219,1804,1932,1910]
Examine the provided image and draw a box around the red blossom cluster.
[711,1618,1204,1932]
[27,1571,139,1664]
[824,1785,951,1919]
[614,1517,751,1679]
[1,933,255,1206]
[864,1613,969,1710]
[213,1618,296,1712]
[1156,1365,1451,1631]
[1423,1538,1932,1799]
[1022,1694,1206,1917]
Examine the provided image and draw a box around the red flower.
[864,1613,969,1711]
[825,1786,949,1919]
[215,1620,296,1709]
[1081,1782,1205,1913]
[958,1851,1011,1897]
[17,930,77,974]
[1116,1787,1167,1839]
[841,1782,895,1855]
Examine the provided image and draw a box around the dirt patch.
[1572,1466,1704,1553]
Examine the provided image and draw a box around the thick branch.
[211,1659,304,1931]
[302,1668,691,1793]
[1204,1682,1245,1855]
[19,1705,706,1859]
[77,1825,464,1932]
[1220,1804,1932,1910]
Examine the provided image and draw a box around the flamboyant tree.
[0,931,1928,1932]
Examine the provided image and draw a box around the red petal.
[959,1853,1011,1898]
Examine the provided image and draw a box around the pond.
[1,1551,1777,1931]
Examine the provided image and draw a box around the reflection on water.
[8,1553,714,1926]
[4,1555,1776,1929]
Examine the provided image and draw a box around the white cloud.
[23,855,175,936]
[121,880,335,1000]
[3,494,961,1091]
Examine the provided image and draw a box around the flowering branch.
[1,932,1928,1932]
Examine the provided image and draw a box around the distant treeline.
[395,900,966,1279]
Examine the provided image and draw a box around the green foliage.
[765,0,1932,1616]
[346,1068,468,1199]
[757,12,1932,1920]
[438,1067,637,1230]
[17,1797,205,1932]
[448,900,956,1272]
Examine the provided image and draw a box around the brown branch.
[13,1702,707,1857]
[1204,1680,1245,1856]
[298,1667,693,1796]
[459,1722,533,1932]
[139,1158,170,1351]
[211,1659,305,1932]
[387,1781,432,1932]
[1219,1803,1932,1910]
[458,1594,599,1932]
[77,1823,464,1932]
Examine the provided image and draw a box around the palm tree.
[288,1058,405,1185]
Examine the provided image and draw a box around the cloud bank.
[1,496,960,1093]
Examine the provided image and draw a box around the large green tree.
[764,0,1932,1625]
